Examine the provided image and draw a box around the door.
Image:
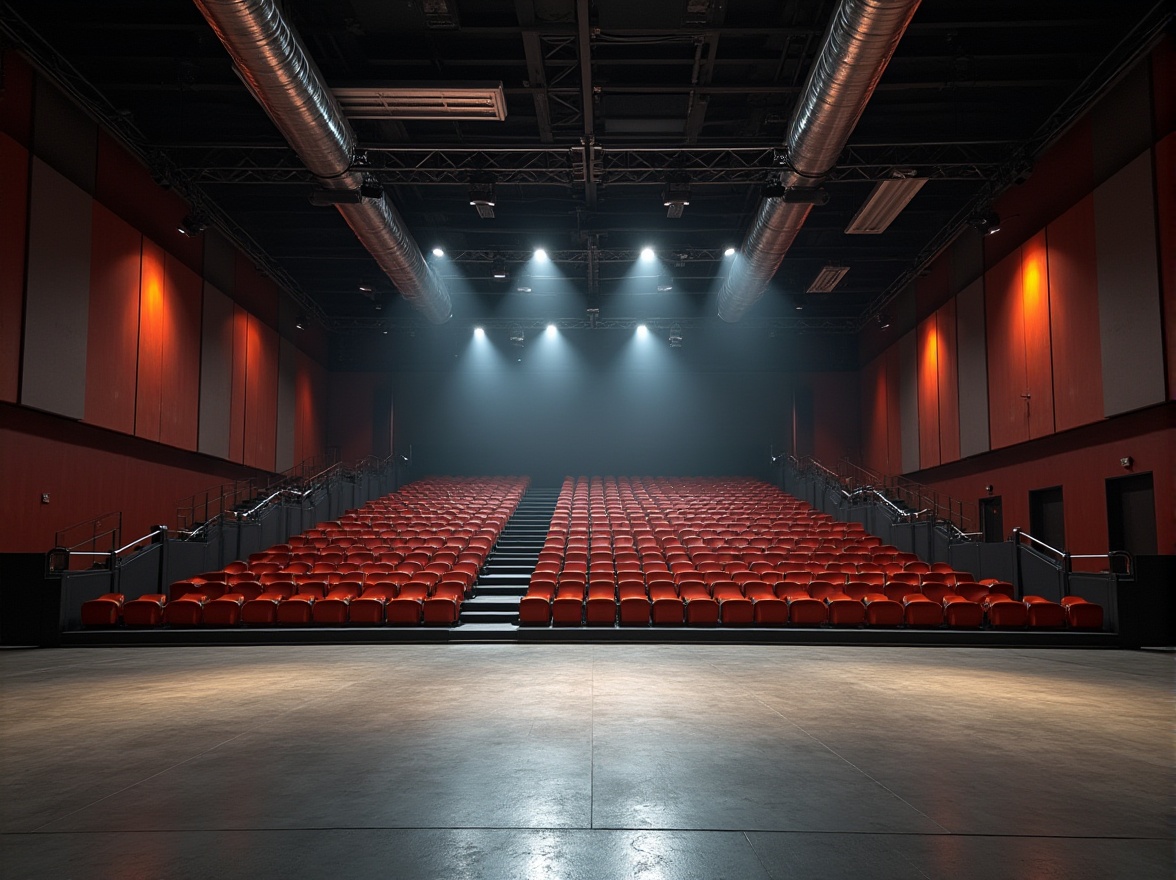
[1029,486,1066,552]
[980,496,1003,542]
[1106,473,1157,556]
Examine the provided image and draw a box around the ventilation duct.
[192,0,452,324]
[717,0,921,322]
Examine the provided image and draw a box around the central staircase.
[459,487,559,626]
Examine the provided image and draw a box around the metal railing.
[1013,527,1134,578]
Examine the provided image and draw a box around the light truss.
[167,142,1012,186]
[330,315,858,333]
[440,247,729,264]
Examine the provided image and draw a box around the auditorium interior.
[0,0,1172,877]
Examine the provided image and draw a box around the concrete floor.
[1,645,1171,879]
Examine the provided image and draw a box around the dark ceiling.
[2,0,1169,337]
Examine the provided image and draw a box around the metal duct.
[192,0,452,324]
[718,0,921,322]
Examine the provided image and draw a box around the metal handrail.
[1013,527,1066,561]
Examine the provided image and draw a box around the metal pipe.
[191,0,451,324]
[718,0,921,321]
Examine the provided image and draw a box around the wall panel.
[158,255,201,451]
[898,330,919,474]
[859,355,888,475]
[134,237,165,442]
[884,346,903,474]
[985,248,1028,449]
[956,278,990,458]
[1095,152,1166,415]
[0,50,35,143]
[243,316,278,472]
[1021,231,1055,438]
[228,306,249,463]
[21,158,91,419]
[1154,134,1176,400]
[1047,195,1105,429]
[84,203,141,434]
[294,350,327,467]
[808,372,860,465]
[936,298,960,463]
[234,256,279,328]
[275,337,297,473]
[0,134,29,403]
[917,314,940,469]
[198,285,234,459]
[32,74,96,193]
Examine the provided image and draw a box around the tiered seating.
[515,477,1103,631]
[84,477,528,629]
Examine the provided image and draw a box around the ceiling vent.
[333,83,507,121]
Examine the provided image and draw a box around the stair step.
[473,585,529,596]
[459,610,520,624]
[463,597,521,612]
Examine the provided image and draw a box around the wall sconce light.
[985,485,994,495]
[1120,456,1133,470]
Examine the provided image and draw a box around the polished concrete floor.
[1,645,1171,879]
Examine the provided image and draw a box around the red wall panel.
[1047,195,1105,428]
[808,372,860,465]
[243,316,278,471]
[0,133,28,403]
[916,420,1174,555]
[0,405,270,553]
[228,306,248,463]
[860,355,889,475]
[0,51,34,144]
[936,298,961,464]
[234,255,280,328]
[986,118,1094,266]
[917,313,941,469]
[84,203,141,434]
[134,237,165,442]
[985,248,1029,449]
[294,349,327,467]
[1021,231,1055,438]
[884,346,903,475]
[1155,134,1176,400]
[94,131,203,277]
[328,372,394,464]
[915,257,951,317]
[158,255,201,451]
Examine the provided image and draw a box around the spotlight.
[724,247,736,257]
[177,214,207,237]
[969,211,1001,236]
[432,247,445,257]
[636,324,649,338]
[545,323,557,338]
[468,180,496,219]
[509,324,525,348]
[473,326,485,338]
[640,247,655,261]
[492,258,509,280]
[358,282,374,293]
[534,248,548,261]
[662,180,691,219]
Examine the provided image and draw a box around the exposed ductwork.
[717,0,921,322]
[192,0,452,324]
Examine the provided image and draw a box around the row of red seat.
[517,477,1103,630]
[81,477,528,629]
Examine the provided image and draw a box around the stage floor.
[1,644,1171,879]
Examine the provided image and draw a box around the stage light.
[177,214,207,237]
[546,323,557,338]
[640,247,655,261]
[473,326,485,338]
[432,247,445,257]
[636,324,649,338]
[492,258,509,280]
[724,247,736,257]
[534,248,548,261]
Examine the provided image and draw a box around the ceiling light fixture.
[876,312,892,330]
[432,247,445,257]
[969,211,1002,235]
[509,324,525,348]
[468,180,496,219]
[668,323,683,348]
[636,324,649,338]
[474,326,485,338]
[177,214,207,237]
[491,258,509,280]
[546,323,557,338]
[533,248,548,261]
[662,181,691,219]
[806,265,850,293]
[724,247,736,257]
[640,247,655,261]
[845,172,927,234]
[656,272,674,292]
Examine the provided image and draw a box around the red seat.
[902,595,943,627]
[956,583,990,604]
[942,595,983,628]
[649,584,684,625]
[862,594,903,626]
[1060,596,1104,630]
[122,590,169,625]
[1023,595,1066,629]
[552,596,584,626]
[984,595,1027,628]
[680,583,719,626]
[785,594,826,626]
[751,596,789,626]
[276,593,316,624]
[423,585,462,626]
[312,584,363,624]
[585,596,617,626]
[825,593,866,626]
[349,585,397,624]
[618,595,651,626]
[518,596,552,626]
[713,584,753,626]
[80,593,124,627]
[164,594,207,627]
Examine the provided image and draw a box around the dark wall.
[390,328,825,485]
